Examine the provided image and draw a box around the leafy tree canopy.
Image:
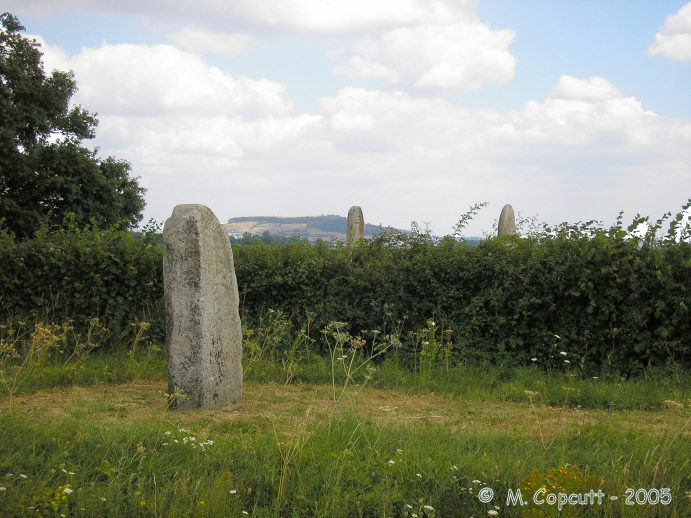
[0,12,145,239]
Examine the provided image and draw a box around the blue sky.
[5,0,691,235]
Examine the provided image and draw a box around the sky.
[5,0,691,236]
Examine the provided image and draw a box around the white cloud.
[6,0,474,36]
[168,27,257,57]
[549,75,624,102]
[647,2,691,61]
[14,0,516,93]
[332,21,516,91]
[22,34,691,235]
[37,38,293,118]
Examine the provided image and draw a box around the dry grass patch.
[1,380,688,442]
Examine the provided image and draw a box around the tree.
[0,12,145,239]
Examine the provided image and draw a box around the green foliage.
[0,12,145,239]
[452,200,488,238]
[234,202,691,375]
[1,198,690,375]
[0,221,163,347]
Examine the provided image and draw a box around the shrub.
[1,203,689,375]
[0,220,163,347]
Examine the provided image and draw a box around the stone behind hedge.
[1,227,689,374]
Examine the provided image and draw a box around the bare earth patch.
[1,381,688,441]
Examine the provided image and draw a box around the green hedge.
[234,233,690,374]
[0,223,164,344]
[1,218,689,374]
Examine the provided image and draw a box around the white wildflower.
[63,487,73,494]
[100,497,107,501]
[531,358,537,361]
[560,351,567,356]
[472,479,481,484]
[488,510,499,516]
[0,487,6,491]
[164,431,171,436]
[564,360,570,363]
[19,474,27,479]
[554,334,561,339]
[388,460,395,465]
[416,473,422,478]
[423,505,434,511]
[229,490,237,494]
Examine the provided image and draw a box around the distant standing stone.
[346,206,364,244]
[163,204,242,409]
[498,204,516,236]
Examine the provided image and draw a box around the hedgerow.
[1,204,689,374]
[234,225,690,374]
[0,219,164,346]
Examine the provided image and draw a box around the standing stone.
[498,204,516,236]
[163,204,242,409]
[346,206,364,244]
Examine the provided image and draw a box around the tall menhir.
[163,204,243,409]
[346,206,364,244]
[498,204,517,236]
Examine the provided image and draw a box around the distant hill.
[222,215,485,244]
[222,215,404,242]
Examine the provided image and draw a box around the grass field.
[0,342,689,517]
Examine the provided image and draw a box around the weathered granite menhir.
[163,204,242,409]
[498,204,516,236]
[346,206,364,244]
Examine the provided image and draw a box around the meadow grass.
[2,344,690,411]
[0,321,689,516]
[0,379,688,517]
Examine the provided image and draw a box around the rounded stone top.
[348,206,363,218]
[498,204,516,236]
[165,204,224,233]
